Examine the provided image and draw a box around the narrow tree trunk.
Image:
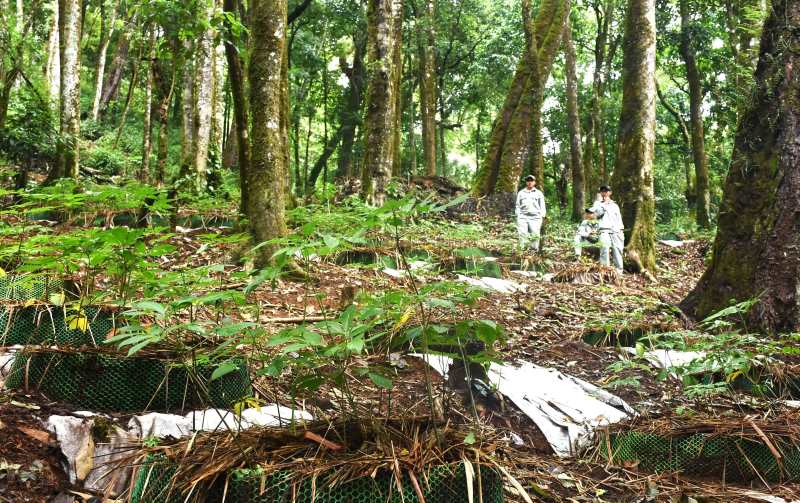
[360,0,403,205]
[98,15,133,116]
[681,0,800,332]
[584,0,615,194]
[391,11,404,178]
[90,0,119,121]
[179,46,195,179]
[610,0,657,272]
[248,0,289,267]
[223,0,251,215]
[191,0,215,191]
[418,0,437,177]
[140,28,156,182]
[679,0,711,228]
[564,19,584,222]
[154,58,177,186]
[336,32,367,178]
[113,41,143,149]
[656,81,696,210]
[53,0,82,180]
[45,0,60,101]
[408,77,418,175]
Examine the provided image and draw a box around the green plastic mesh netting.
[0,305,115,346]
[4,353,252,413]
[0,275,64,301]
[130,457,505,503]
[601,431,800,482]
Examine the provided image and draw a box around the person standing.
[515,175,546,253]
[590,185,624,271]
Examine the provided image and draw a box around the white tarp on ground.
[415,354,634,457]
[621,347,706,370]
[456,275,527,294]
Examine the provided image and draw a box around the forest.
[1,0,800,501]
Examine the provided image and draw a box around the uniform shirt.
[515,188,546,219]
[576,219,598,238]
[590,199,624,232]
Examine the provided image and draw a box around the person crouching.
[574,208,599,257]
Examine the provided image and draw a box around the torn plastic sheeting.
[456,275,526,294]
[415,354,634,457]
[622,347,706,370]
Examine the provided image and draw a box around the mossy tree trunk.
[53,0,82,181]
[153,54,177,186]
[610,0,657,272]
[248,0,289,268]
[418,0,437,177]
[391,6,404,178]
[140,28,155,182]
[360,0,403,205]
[223,0,251,215]
[681,0,800,332]
[679,0,711,229]
[336,31,366,179]
[563,17,584,222]
[583,0,617,194]
[90,0,119,122]
[45,0,60,101]
[471,0,570,196]
[191,0,215,192]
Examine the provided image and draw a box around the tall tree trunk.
[140,29,155,182]
[610,0,657,272]
[418,0,437,177]
[90,0,119,121]
[656,81,696,210]
[179,47,195,179]
[223,0,251,215]
[248,0,289,267]
[584,0,616,195]
[471,0,570,196]
[391,11,404,178]
[113,41,143,149]
[45,0,60,102]
[408,76,418,175]
[154,57,177,186]
[679,0,711,229]
[336,32,367,179]
[681,0,800,332]
[98,15,133,116]
[360,0,403,205]
[564,19,584,222]
[53,0,82,180]
[192,2,215,192]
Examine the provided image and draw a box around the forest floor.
[2,187,800,502]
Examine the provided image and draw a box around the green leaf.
[211,362,239,381]
[463,432,476,445]
[368,372,393,390]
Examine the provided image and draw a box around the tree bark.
[140,28,155,182]
[45,0,60,101]
[584,0,616,194]
[336,32,367,178]
[681,0,800,332]
[52,0,82,181]
[179,44,195,179]
[90,0,119,121]
[610,0,657,272]
[679,0,711,228]
[248,0,289,267]
[192,1,215,192]
[391,8,404,178]
[223,0,251,215]
[418,0,437,177]
[98,14,134,116]
[471,0,570,196]
[656,81,696,210]
[360,0,403,205]
[154,56,177,186]
[563,18,584,222]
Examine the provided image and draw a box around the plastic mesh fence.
[0,305,115,346]
[0,275,64,301]
[4,353,251,413]
[130,458,504,503]
[601,431,800,482]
